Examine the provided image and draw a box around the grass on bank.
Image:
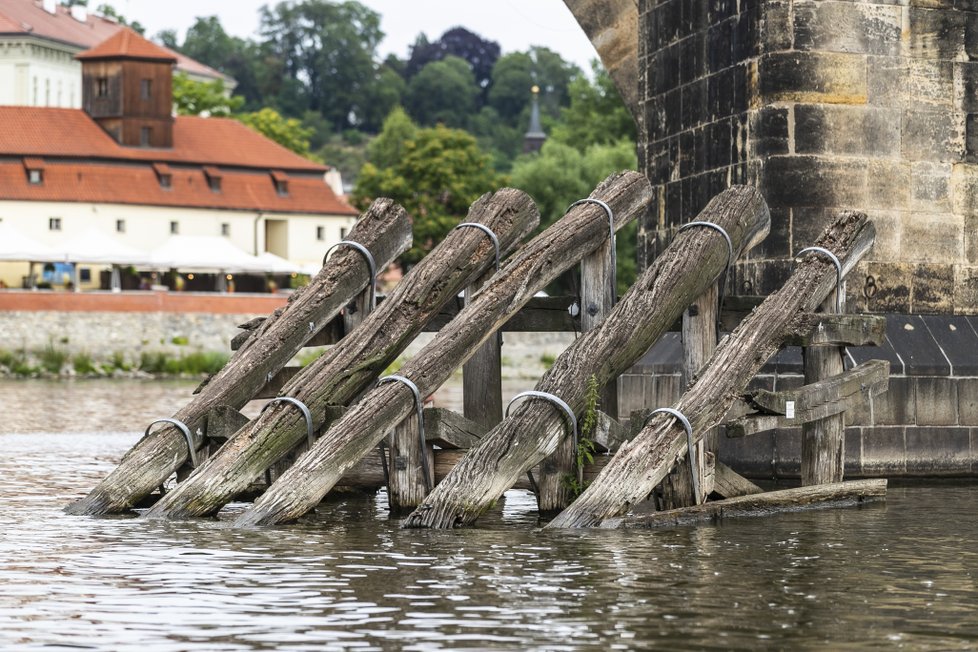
[0,347,228,378]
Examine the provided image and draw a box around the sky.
[117,0,600,74]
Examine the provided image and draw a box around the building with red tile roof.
[0,24,359,290]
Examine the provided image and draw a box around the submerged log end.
[401,499,487,529]
[64,490,121,516]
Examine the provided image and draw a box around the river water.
[2,379,977,651]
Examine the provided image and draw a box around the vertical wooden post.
[462,270,503,430]
[387,411,435,513]
[660,285,719,509]
[536,235,617,514]
[801,284,846,485]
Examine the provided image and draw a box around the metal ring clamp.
[507,390,579,495]
[323,241,378,311]
[261,396,315,448]
[145,417,198,468]
[644,408,701,505]
[796,246,843,313]
[569,198,617,305]
[454,222,501,272]
[678,221,734,339]
[378,375,432,492]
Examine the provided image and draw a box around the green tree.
[238,108,318,160]
[353,112,501,264]
[172,73,244,117]
[509,139,637,294]
[365,107,417,168]
[488,48,580,124]
[95,4,145,34]
[404,56,479,129]
[550,61,636,149]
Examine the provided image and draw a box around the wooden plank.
[144,188,540,520]
[424,408,486,449]
[233,171,653,527]
[743,359,889,417]
[463,270,503,431]
[617,479,888,529]
[204,405,251,442]
[547,210,876,528]
[403,185,771,530]
[713,461,764,498]
[592,411,628,453]
[387,414,434,513]
[786,314,887,347]
[67,199,413,516]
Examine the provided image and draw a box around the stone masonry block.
[862,261,913,313]
[953,62,978,113]
[901,213,964,263]
[845,426,862,476]
[911,161,952,212]
[873,375,916,425]
[905,427,971,474]
[870,58,954,108]
[773,427,802,477]
[863,210,903,261]
[794,105,902,158]
[907,7,978,61]
[761,1,793,53]
[956,377,978,425]
[758,51,868,105]
[861,426,907,475]
[866,159,913,209]
[915,376,958,425]
[761,155,868,208]
[748,106,789,157]
[794,1,903,56]
[912,263,955,314]
[902,109,965,162]
[951,163,978,216]
[953,265,978,312]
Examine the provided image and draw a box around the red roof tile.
[0,160,358,215]
[0,1,229,82]
[75,26,176,62]
[0,107,327,172]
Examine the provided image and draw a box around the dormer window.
[204,166,223,193]
[271,170,289,197]
[23,158,45,185]
[96,77,108,97]
[152,162,172,189]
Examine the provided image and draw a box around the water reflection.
[1,381,978,649]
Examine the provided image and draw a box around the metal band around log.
[507,390,579,497]
[454,222,501,271]
[645,408,701,506]
[797,246,843,313]
[323,241,378,311]
[261,397,315,448]
[678,220,734,338]
[378,374,433,493]
[145,418,198,468]
[569,198,617,304]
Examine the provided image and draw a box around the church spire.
[523,85,546,153]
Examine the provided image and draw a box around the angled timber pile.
[144,188,539,519]
[401,185,770,529]
[65,200,412,516]
[232,170,652,527]
[547,210,877,529]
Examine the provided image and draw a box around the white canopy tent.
[149,236,268,273]
[0,222,62,289]
[255,251,302,274]
[56,228,153,292]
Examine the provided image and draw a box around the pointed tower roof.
[75,27,177,63]
[525,85,546,140]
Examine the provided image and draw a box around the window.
[316,226,325,241]
[153,163,172,189]
[140,79,152,100]
[49,217,61,231]
[116,219,125,233]
[221,223,230,236]
[170,221,179,234]
[208,177,221,192]
[28,169,42,184]
[140,127,152,147]
[275,180,288,196]
[159,174,171,189]
[79,268,91,283]
[96,77,108,98]
[340,227,347,240]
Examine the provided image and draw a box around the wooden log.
[204,406,251,443]
[425,408,486,449]
[387,413,435,513]
[255,366,303,399]
[802,288,846,486]
[65,200,412,516]
[616,479,887,529]
[546,210,876,529]
[403,185,771,529]
[712,461,764,498]
[233,171,653,527]
[536,222,618,513]
[785,314,887,347]
[144,188,540,520]
[462,270,503,431]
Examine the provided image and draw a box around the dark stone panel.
[761,156,868,209]
[967,113,978,163]
[630,331,682,374]
[758,51,867,103]
[654,0,683,48]
[707,0,738,26]
[861,262,913,314]
[956,62,978,113]
[915,376,958,426]
[706,119,732,170]
[707,17,734,72]
[733,4,760,62]
[730,63,749,115]
[957,378,978,426]
[773,427,802,477]
[885,315,951,376]
[913,264,955,314]
[679,129,695,177]
[861,426,906,475]
[794,104,902,157]
[907,7,972,61]
[905,427,971,474]
[681,0,709,34]
[718,429,776,479]
[663,88,682,136]
[871,375,915,426]
[665,180,682,225]
[922,315,978,376]
[902,109,964,162]
[747,206,790,259]
[791,206,833,254]
[681,77,709,128]
[750,107,789,156]
[761,346,803,375]
[847,341,903,378]
[845,427,862,476]
[652,44,681,96]
[679,30,707,85]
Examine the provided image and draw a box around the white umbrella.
[255,251,301,274]
[0,222,61,262]
[56,228,152,266]
[149,236,267,273]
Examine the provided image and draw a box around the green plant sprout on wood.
[562,374,599,498]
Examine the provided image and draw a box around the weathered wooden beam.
[786,314,887,347]
[144,188,540,520]
[563,0,640,121]
[232,171,653,527]
[712,461,764,499]
[462,270,503,431]
[547,210,876,528]
[403,185,771,529]
[425,408,486,449]
[592,411,628,453]
[254,366,303,399]
[616,479,887,529]
[66,199,413,516]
